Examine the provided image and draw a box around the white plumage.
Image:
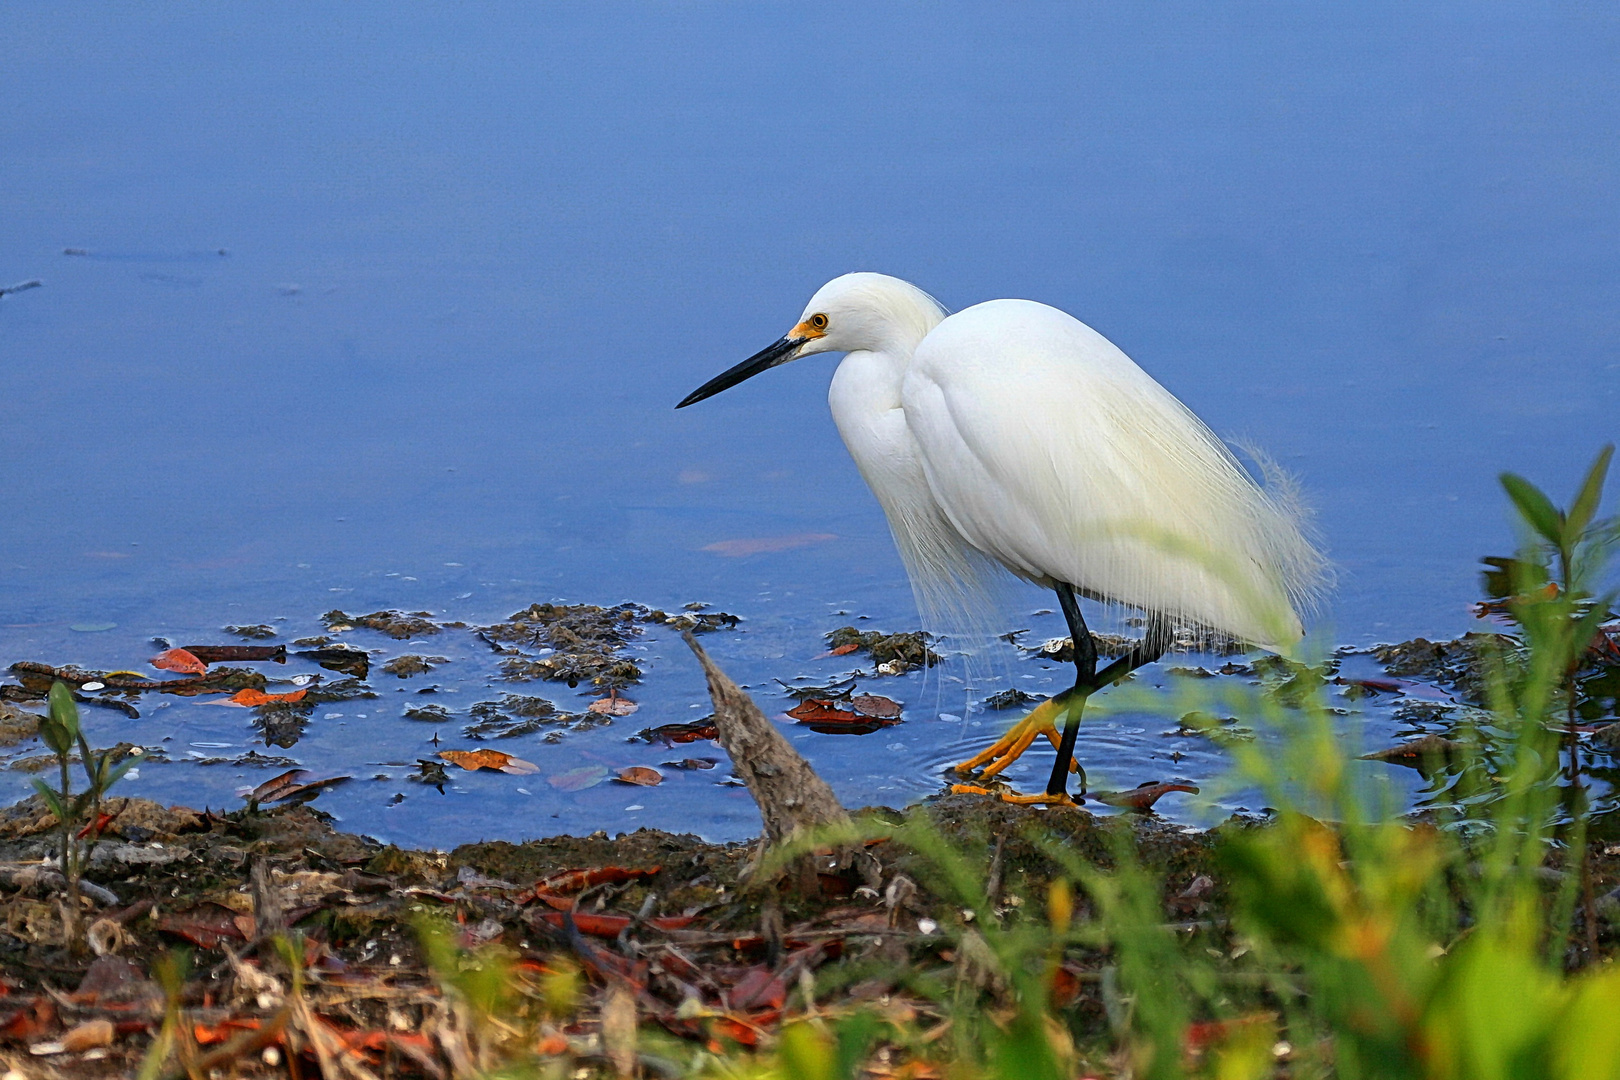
[679,271,1328,800]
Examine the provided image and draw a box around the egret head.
[676,273,946,408]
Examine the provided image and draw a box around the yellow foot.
[949,782,1079,807]
[946,780,1075,806]
[998,790,1078,807]
[953,696,1078,779]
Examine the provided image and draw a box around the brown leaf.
[1361,734,1466,769]
[1093,781,1200,810]
[61,1019,114,1053]
[850,693,902,719]
[786,699,861,723]
[533,866,661,896]
[615,766,663,786]
[829,643,861,656]
[661,757,719,770]
[157,902,251,948]
[638,721,718,745]
[250,769,352,804]
[589,695,639,717]
[440,749,540,775]
[151,648,207,675]
[728,965,787,1011]
[787,697,901,735]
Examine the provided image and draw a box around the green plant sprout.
[33,678,140,953]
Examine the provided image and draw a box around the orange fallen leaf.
[152,647,207,675]
[228,687,309,707]
[615,766,663,786]
[829,643,861,656]
[440,749,540,775]
[589,695,639,717]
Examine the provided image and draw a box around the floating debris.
[982,687,1041,710]
[183,644,287,664]
[296,644,370,678]
[324,609,441,639]
[381,654,449,678]
[224,624,277,639]
[481,603,647,690]
[823,627,940,672]
[462,695,574,740]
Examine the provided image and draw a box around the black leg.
[1044,586,1173,799]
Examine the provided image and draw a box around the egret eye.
[809,313,829,331]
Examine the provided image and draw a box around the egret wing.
[903,299,1319,647]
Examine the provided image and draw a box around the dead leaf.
[250,769,352,803]
[637,721,718,745]
[787,698,901,735]
[702,533,838,557]
[661,758,719,770]
[151,648,207,675]
[1093,781,1200,810]
[156,903,251,948]
[439,749,540,775]
[547,765,610,791]
[60,1019,114,1053]
[615,766,663,786]
[228,687,309,707]
[728,965,787,1011]
[534,911,696,937]
[533,866,661,896]
[589,695,639,717]
[1361,734,1466,770]
[829,643,861,656]
[850,694,902,718]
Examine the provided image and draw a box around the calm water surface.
[2,4,1616,847]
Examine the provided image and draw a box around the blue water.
[1,4,1615,848]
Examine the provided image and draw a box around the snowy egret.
[678,273,1325,804]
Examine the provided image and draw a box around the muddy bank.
[0,785,1250,1077]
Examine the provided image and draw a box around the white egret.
[678,273,1326,804]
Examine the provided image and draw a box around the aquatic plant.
[33,679,138,954]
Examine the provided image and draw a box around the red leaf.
[152,648,207,675]
[829,643,861,656]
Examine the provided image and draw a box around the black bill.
[676,334,806,408]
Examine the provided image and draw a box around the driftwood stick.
[683,632,882,892]
[682,632,851,844]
